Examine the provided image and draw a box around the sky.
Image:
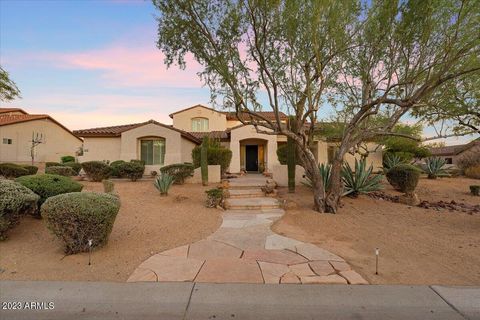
[0,0,475,145]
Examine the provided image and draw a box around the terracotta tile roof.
[225,111,288,121]
[0,107,28,114]
[188,131,229,140]
[73,120,201,144]
[0,114,82,141]
[429,140,480,156]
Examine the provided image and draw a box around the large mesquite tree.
[153,0,480,213]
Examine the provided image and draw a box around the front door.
[245,145,258,171]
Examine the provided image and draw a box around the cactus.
[287,136,296,193]
[154,173,174,196]
[201,138,208,186]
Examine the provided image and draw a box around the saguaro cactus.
[287,136,296,193]
[201,138,208,186]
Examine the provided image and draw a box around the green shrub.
[41,192,120,254]
[342,159,383,197]
[276,143,301,165]
[160,163,194,184]
[201,140,208,185]
[110,160,126,177]
[130,159,145,166]
[46,162,63,168]
[382,153,404,172]
[45,166,76,177]
[386,164,421,194]
[205,188,223,208]
[21,165,38,175]
[423,157,450,179]
[61,155,75,163]
[16,174,83,208]
[0,163,29,178]
[63,162,81,175]
[81,161,111,182]
[470,185,480,196]
[153,173,174,195]
[192,145,232,174]
[102,180,115,193]
[0,180,40,240]
[119,162,144,181]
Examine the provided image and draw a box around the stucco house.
[428,139,480,166]
[74,104,383,177]
[0,107,82,164]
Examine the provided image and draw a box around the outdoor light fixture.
[375,248,379,275]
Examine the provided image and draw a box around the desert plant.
[201,140,208,186]
[45,165,76,177]
[0,180,40,240]
[382,153,404,172]
[41,192,121,254]
[16,174,83,208]
[63,161,81,175]
[205,188,223,208]
[110,160,126,177]
[386,164,421,194]
[287,137,296,193]
[0,163,29,178]
[81,161,111,182]
[102,179,115,193]
[470,185,480,196]
[160,163,194,184]
[130,159,145,166]
[342,159,383,197]
[153,173,174,195]
[423,157,450,179]
[21,165,38,175]
[192,139,232,174]
[119,162,144,181]
[465,165,480,179]
[45,162,63,168]
[302,163,332,190]
[60,155,75,163]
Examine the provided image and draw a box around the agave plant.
[153,173,174,196]
[383,153,404,172]
[423,157,450,179]
[342,159,383,197]
[302,163,332,190]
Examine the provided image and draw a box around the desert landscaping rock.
[340,270,369,285]
[289,263,316,277]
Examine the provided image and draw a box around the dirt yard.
[0,180,222,282]
[272,177,480,286]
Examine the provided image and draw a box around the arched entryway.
[240,138,268,172]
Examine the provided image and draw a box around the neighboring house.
[74,104,383,174]
[428,139,480,166]
[0,107,82,164]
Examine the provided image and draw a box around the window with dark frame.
[2,138,13,145]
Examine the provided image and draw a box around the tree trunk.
[296,144,326,212]
[325,158,343,213]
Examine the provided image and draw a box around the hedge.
[63,162,82,175]
[45,166,76,177]
[81,161,111,182]
[46,162,63,168]
[192,146,232,174]
[60,155,75,163]
[0,163,29,178]
[386,164,421,194]
[41,192,121,254]
[160,163,194,184]
[110,160,126,177]
[0,180,40,240]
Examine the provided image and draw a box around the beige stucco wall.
[272,164,307,186]
[181,138,197,164]
[0,119,82,163]
[343,142,383,171]
[186,165,221,184]
[229,125,280,173]
[172,106,227,132]
[79,137,121,162]
[453,144,480,166]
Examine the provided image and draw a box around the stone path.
[128,175,368,285]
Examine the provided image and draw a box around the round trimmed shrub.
[0,180,40,240]
[192,146,232,174]
[386,164,421,194]
[118,162,144,181]
[61,155,75,163]
[22,165,38,175]
[0,163,29,178]
[110,160,126,177]
[63,162,81,175]
[15,174,83,207]
[81,161,111,182]
[45,162,63,168]
[41,192,121,254]
[160,163,194,184]
[45,166,76,177]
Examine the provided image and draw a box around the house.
[428,139,480,165]
[74,104,383,176]
[0,107,82,164]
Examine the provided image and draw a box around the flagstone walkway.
[127,175,368,285]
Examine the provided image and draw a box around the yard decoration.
[102,179,115,193]
[423,157,450,179]
[470,185,480,196]
[154,173,174,196]
[201,138,208,186]
[205,188,223,208]
[41,192,120,254]
[0,180,39,240]
[81,161,112,182]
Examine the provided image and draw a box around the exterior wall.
[316,140,329,164]
[343,142,383,171]
[172,106,227,132]
[186,165,221,184]
[272,164,306,186]
[226,120,242,128]
[0,119,81,163]
[181,138,197,164]
[453,144,480,166]
[79,137,121,162]
[229,125,280,173]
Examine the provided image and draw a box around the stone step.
[224,197,280,210]
[227,189,264,198]
[228,178,267,189]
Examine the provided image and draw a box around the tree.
[0,66,21,102]
[154,0,480,213]
[381,124,431,162]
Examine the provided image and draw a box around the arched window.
[140,137,165,165]
[191,117,209,132]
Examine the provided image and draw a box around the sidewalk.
[1,281,479,320]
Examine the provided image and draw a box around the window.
[2,138,12,145]
[445,157,453,164]
[140,138,165,165]
[191,117,209,132]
